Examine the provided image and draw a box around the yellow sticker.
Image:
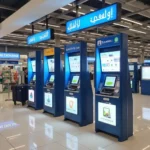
[44,48,54,56]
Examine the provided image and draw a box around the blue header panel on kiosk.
[95,34,133,141]
[129,63,139,93]
[64,42,93,126]
[28,51,43,110]
[43,48,64,116]
[141,63,150,95]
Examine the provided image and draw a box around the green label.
[106,82,113,86]
[114,37,119,43]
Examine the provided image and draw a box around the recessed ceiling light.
[90,33,102,36]
[54,33,67,36]
[38,23,60,28]
[25,28,41,32]
[68,4,72,6]
[60,7,68,11]
[72,10,85,15]
[90,9,94,12]
[129,29,146,34]
[122,18,143,26]
[113,23,130,28]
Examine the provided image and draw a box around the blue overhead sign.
[27,29,54,45]
[0,52,20,60]
[66,3,121,34]
[97,34,120,48]
[65,43,81,53]
[144,60,150,63]
[7,61,19,64]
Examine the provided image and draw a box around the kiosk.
[64,42,93,126]
[43,48,64,116]
[141,63,150,95]
[28,51,43,110]
[95,34,133,141]
[129,63,139,93]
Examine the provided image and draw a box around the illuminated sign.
[65,43,80,52]
[44,92,52,107]
[0,121,19,131]
[66,96,78,115]
[66,3,121,34]
[27,29,54,45]
[144,60,150,63]
[7,61,18,64]
[44,48,54,56]
[98,102,116,126]
[28,89,34,102]
[97,35,120,48]
[0,52,20,60]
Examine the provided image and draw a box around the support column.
[5,46,8,52]
[140,49,144,63]
[55,35,60,47]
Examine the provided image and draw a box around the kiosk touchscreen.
[104,76,116,87]
[64,42,93,126]
[43,48,64,116]
[95,34,133,142]
[129,63,139,93]
[46,58,55,88]
[141,65,150,95]
[29,60,36,85]
[28,51,43,110]
[49,75,55,83]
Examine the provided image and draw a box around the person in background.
[24,68,28,84]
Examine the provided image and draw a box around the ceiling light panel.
[122,18,143,26]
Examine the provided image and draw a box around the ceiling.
[0,0,150,58]
[0,0,29,22]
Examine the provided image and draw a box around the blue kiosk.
[64,42,93,126]
[43,48,64,116]
[129,63,139,93]
[95,34,133,141]
[141,63,150,95]
[28,51,43,110]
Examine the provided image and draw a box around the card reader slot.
[68,85,78,91]
[100,88,115,96]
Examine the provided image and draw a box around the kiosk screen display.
[104,76,116,87]
[71,76,79,84]
[33,75,36,81]
[31,60,36,72]
[142,67,150,80]
[49,75,55,82]
[138,65,141,69]
[48,59,54,72]
[100,51,120,72]
[69,56,80,72]
[129,65,134,71]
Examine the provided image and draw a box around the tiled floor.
[0,93,150,150]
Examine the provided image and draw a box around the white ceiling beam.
[0,0,75,38]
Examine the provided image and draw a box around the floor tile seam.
[133,128,150,136]
[76,135,115,148]
[5,136,16,150]
[4,131,40,141]
[100,141,116,149]
[54,141,69,149]
[54,128,86,138]
[56,139,90,150]
[7,137,57,149]
[37,141,59,149]
[133,112,142,117]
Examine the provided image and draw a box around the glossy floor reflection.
[0,93,150,150]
